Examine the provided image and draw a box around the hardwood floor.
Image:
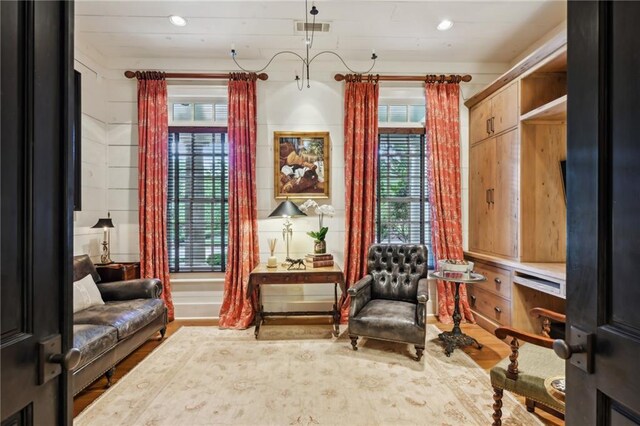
[73,318,563,425]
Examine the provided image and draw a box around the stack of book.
[305,253,334,268]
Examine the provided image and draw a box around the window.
[170,102,228,124]
[167,128,229,272]
[376,130,434,268]
[378,103,425,124]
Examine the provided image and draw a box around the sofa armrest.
[417,278,429,304]
[348,275,373,296]
[494,326,554,349]
[348,275,373,318]
[97,278,162,301]
[415,278,429,328]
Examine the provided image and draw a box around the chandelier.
[230,0,378,90]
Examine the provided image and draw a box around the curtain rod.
[334,74,472,83]
[123,71,269,81]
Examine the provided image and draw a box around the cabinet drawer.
[467,285,511,326]
[472,263,511,299]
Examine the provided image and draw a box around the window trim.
[378,127,425,135]
[168,126,227,134]
[167,126,229,273]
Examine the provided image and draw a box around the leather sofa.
[72,255,167,395]
[348,244,429,361]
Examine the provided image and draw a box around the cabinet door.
[469,100,492,145]
[469,138,496,252]
[492,83,519,134]
[493,129,519,258]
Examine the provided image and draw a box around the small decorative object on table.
[286,258,306,270]
[267,238,278,268]
[91,213,115,264]
[299,199,335,254]
[545,376,566,404]
[305,253,334,268]
[438,259,474,279]
[268,199,307,263]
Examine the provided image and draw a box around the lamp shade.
[91,217,115,229]
[268,200,307,218]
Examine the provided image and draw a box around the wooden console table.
[247,263,345,338]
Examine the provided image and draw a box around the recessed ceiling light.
[169,15,187,27]
[437,19,454,31]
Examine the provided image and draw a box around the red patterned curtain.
[426,82,474,324]
[340,75,379,321]
[137,71,174,321]
[219,73,260,329]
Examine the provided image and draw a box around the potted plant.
[299,199,335,254]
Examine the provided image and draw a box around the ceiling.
[75,0,567,64]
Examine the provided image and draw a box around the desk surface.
[250,263,343,274]
[248,263,345,293]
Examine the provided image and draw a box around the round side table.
[429,271,487,357]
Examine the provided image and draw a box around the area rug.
[75,325,541,426]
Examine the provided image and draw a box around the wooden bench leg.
[526,398,536,413]
[492,387,503,426]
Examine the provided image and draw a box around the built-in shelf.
[520,95,567,122]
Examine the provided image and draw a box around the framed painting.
[274,131,330,199]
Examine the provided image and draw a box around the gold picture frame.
[274,131,330,200]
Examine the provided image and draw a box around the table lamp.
[91,212,115,264]
[268,200,306,262]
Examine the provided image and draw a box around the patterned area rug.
[75,325,541,426]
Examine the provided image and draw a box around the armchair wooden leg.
[105,367,116,388]
[349,335,358,351]
[415,345,424,362]
[525,398,535,413]
[159,326,167,339]
[492,387,503,426]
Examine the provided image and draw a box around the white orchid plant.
[299,199,335,242]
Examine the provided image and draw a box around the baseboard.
[174,302,440,320]
[174,302,221,319]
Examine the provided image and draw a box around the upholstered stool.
[490,308,566,425]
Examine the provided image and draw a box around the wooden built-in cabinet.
[470,82,519,145]
[465,253,566,336]
[464,35,568,335]
[469,129,519,258]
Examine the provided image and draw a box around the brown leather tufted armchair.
[348,243,429,361]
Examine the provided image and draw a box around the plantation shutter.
[167,129,229,272]
[376,131,434,267]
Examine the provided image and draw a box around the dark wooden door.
[1,1,75,424]
[564,1,640,423]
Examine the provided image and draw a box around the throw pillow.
[73,274,105,313]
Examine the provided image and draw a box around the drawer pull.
[470,295,477,306]
[494,307,502,314]
[494,278,502,284]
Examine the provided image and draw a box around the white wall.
[88,55,507,318]
[73,44,110,262]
